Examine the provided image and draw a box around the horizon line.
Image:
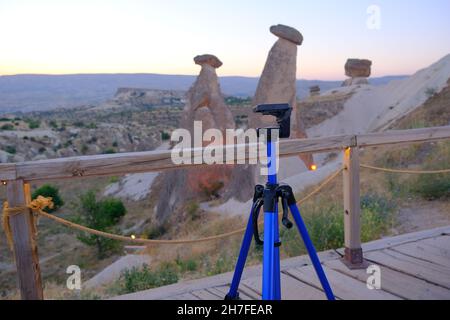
[0,72,410,82]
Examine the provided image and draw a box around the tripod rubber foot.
[224,292,240,300]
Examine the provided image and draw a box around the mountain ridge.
[0,73,407,113]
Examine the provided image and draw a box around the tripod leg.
[262,209,277,300]
[225,204,256,300]
[273,203,281,300]
[289,204,335,300]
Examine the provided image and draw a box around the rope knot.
[2,196,54,251]
[29,196,54,212]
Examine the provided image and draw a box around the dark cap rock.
[345,59,372,78]
[270,24,303,45]
[194,54,223,68]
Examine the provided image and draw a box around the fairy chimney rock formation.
[309,85,320,96]
[251,24,313,169]
[342,59,372,86]
[182,54,234,133]
[154,54,238,222]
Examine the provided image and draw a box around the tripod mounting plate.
[254,103,292,138]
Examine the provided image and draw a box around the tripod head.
[253,103,292,138]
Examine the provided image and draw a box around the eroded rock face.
[155,55,239,222]
[345,59,372,78]
[250,25,314,169]
[342,77,369,86]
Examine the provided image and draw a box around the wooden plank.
[358,126,450,147]
[209,286,258,300]
[325,259,450,300]
[241,274,326,300]
[284,265,400,300]
[365,249,450,289]
[190,289,222,300]
[12,135,355,182]
[421,235,450,251]
[391,240,450,267]
[342,147,363,265]
[0,163,16,181]
[6,180,43,300]
[168,292,199,300]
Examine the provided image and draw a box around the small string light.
[310,164,318,171]
[130,234,136,240]
[1,181,7,186]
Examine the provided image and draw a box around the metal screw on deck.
[225,103,335,300]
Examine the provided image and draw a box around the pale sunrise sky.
[1,0,450,80]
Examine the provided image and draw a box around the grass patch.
[380,141,450,200]
[280,192,396,257]
[112,263,179,294]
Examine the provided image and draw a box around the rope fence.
[2,168,344,248]
[2,162,449,249]
[360,164,450,174]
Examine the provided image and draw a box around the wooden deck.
[112,226,450,300]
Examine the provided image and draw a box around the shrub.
[49,120,58,129]
[425,87,437,98]
[176,258,198,272]
[186,201,200,220]
[74,191,126,258]
[86,122,97,129]
[32,184,64,213]
[160,131,170,141]
[0,124,14,131]
[26,119,41,129]
[145,224,167,239]
[73,121,85,128]
[81,144,89,155]
[118,263,178,294]
[3,146,16,154]
[412,174,450,200]
[103,148,116,154]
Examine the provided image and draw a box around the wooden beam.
[0,126,448,183]
[0,163,17,181]
[6,180,43,300]
[12,134,355,182]
[342,148,367,269]
[358,126,450,147]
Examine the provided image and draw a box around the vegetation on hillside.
[74,191,127,258]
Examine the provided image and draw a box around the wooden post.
[6,180,43,300]
[342,148,367,269]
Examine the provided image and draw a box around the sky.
[1,0,449,80]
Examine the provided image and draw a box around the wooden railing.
[1,125,450,299]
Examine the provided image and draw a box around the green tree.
[32,184,64,213]
[75,191,126,258]
[3,146,16,154]
[26,118,41,129]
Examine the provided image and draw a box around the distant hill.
[0,73,407,113]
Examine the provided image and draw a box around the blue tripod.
[225,104,335,300]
